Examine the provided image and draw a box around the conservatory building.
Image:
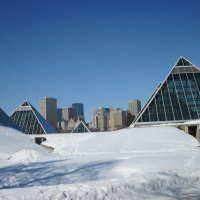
[10,100,56,135]
[131,57,200,141]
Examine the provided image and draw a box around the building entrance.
[35,137,47,145]
[188,126,197,138]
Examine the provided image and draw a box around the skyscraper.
[40,97,57,128]
[113,109,126,130]
[128,99,141,117]
[57,108,63,122]
[62,107,78,121]
[93,107,110,131]
[108,108,115,130]
[72,103,84,118]
[109,108,126,131]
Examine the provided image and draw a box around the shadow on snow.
[0,159,119,189]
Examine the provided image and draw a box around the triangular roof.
[0,107,22,131]
[171,56,200,74]
[71,120,90,133]
[10,100,56,134]
[176,57,192,66]
[131,57,200,126]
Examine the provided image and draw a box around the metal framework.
[131,57,200,127]
[10,100,56,134]
[71,120,90,133]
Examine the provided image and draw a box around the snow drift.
[0,126,47,164]
[42,126,199,155]
[1,125,200,200]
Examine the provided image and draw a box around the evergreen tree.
[126,113,135,127]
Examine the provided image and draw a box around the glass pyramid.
[10,100,56,134]
[0,107,22,131]
[132,57,200,126]
[71,121,90,133]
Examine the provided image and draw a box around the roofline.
[41,97,57,100]
[9,100,31,116]
[31,106,48,134]
[177,56,200,69]
[132,119,200,127]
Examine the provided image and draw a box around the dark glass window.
[148,100,158,121]
[141,109,150,122]
[10,110,45,134]
[155,91,166,121]
[134,61,200,124]
[162,81,175,121]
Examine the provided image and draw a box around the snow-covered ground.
[1,126,200,199]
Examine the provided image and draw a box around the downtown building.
[40,97,57,129]
[57,107,78,132]
[57,103,85,133]
[92,107,104,131]
[131,57,200,141]
[112,109,126,130]
[128,99,141,117]
[93,107,126,131]
[92,107,110,131]
[62,107,78,121]
[72,103,84,119]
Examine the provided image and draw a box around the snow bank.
[43,127,199,155]
[0,126,47,163]
[1,169,200,200]
[1,125,200,199]
[8,149,40,164]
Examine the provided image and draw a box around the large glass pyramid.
[132,57,200,126]
[0,107,21,131]
[10,100,56,134]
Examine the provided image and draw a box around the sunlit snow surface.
[1,126,200,199]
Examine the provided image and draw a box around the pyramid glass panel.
[72,121,90,133]
[132,57,200,126]
[22,101,29,106]
[10,101,56,134]
[176,57,191,66]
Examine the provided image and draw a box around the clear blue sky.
[1,0,200,122]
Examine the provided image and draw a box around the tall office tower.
[72,103,84,118]
[128,99,141,117]
[93,107,110,131]
[109,108,115,130]
[108,108,126,131]
[114,109,126,130]
[62,107,78,121]
[57,108,63,122]
[40,97,57,128]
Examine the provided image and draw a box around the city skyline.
[1,0,200,122]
